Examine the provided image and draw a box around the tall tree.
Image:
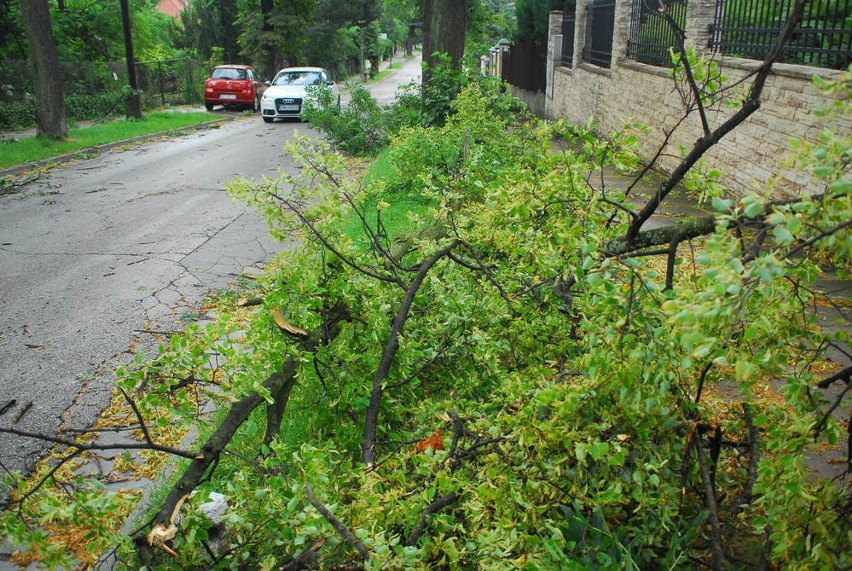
[120,0,142,119]
[18,0,66,139]
[311,0,378,77]
[421,0,469,75]
[218,0,240,63]
[381,0,418,55]
[515,0,562,40]
[238,0,318,77]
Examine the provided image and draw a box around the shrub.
[302,84,401,156]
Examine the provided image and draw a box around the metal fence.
[502,36,548,92]
[584,0,617,68]
[627,0,689,67]
[135,58,205,108]
[0,58,205,130]
[561,11,577,67]
[710,0,852,69]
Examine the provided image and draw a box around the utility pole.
[120,0,142,119]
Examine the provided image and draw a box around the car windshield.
[212,68,247,80]
[272,71,322,87]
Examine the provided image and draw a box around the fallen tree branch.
[623,0,807,241]
[695,432,725,571]
[812,381,851,439]
[605,190,836,259]
[816,365,852,389]
[405,492,459,546]
[134,302,350,564]
[305,483,370,560]
[0,425,198,461]
[281,538,325,570]
[606,215,716,258]
[731,404,759,517]
[362,241,459,467]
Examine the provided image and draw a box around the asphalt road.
[0,54,423,479]
[0,116,302,476]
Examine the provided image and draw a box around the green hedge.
[0,92,126,131]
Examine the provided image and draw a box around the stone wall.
[543,5,848,198]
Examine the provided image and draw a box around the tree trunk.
[261,0,277,78]
[421,0,468,75]
[120,0,142,119]
[18,0,67,140]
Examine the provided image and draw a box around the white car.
[260,67,339,123]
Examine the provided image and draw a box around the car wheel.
[205,102,214,111]
[252,95,259,113]
[262,116,273,123]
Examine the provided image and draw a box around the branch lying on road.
[134,302,350,565]
[361,241,459,467]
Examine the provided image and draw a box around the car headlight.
[262,93,272,102]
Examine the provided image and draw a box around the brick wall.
[544,6,848,198]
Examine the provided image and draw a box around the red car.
[204,65,264,111]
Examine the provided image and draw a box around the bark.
[361,241,458,466]
[120,0,142,119]
[604,191,830,259]
[305,483,370,560]
[421,0,469,78]
[135,303,349,564]
[695,434,725,571]
[623,0,807,242]
[605,215,716,257]
[405,492,458,546]
[18,0,67,139]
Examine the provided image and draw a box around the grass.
[0,111,221,170]
[341,147,435,247]
[369,61,403,83]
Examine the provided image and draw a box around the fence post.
[186,59,194,103]
[576,0,589,66]
[685,0,718,54]
[547,11,564,100]
[611,0,633,67]
[157,61,165,106]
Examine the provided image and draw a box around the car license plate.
[278,104,299,111]
[220,94,237,100]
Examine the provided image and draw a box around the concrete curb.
[0,114,239,180]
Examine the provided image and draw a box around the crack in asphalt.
[56,211,270,452]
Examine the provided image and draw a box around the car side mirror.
[264,81,271,86]
[326,80,335,86]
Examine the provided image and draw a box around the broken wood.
[305,483,370,560]
[405,492,458,546]
[0,400,16,417]
[269,307,310,338]
[362,241,458,467]
[134,302,350,565]
[236,296,263,308]
[13,401,32,424]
